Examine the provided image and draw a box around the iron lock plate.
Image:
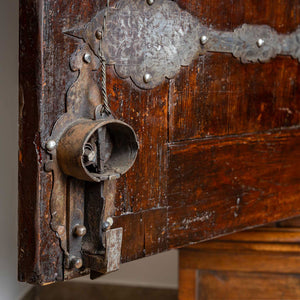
[66,0,300,90]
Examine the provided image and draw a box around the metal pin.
[73,225,87,237]
[46,140,56,151]
[102,217,114,231]
[257,38,265,48]
[83,53,92,64]
[143,73,152,83]
[95,30,102,40]
[106,217,114,226]
[147,0,155,5]
[200,35,208,45]
[72,257,83,269]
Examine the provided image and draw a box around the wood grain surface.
[19,0,300,283]
[179,222,300,300]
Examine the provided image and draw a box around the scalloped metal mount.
[65,0,300,90]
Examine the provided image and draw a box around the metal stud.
[72,257,83,269]
[143,73,152,83]
[200,35,208,45]
[102,217,114,231]
[83,53,92,64]
[46,140,56,151]
[73,225,87,237]
[147,0,155,5]
[95,30,102,40]
[257,38,265,48]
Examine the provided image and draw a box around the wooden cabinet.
[179,218,300,300]
[19,0,300,284]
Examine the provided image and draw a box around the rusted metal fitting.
[57,119,138,182]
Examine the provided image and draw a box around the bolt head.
[74,225,87,237]
[257,38,265,48]
[72,257,83,269]
[102,221,110,231]
[106,217,114,227]
[83,53,92,64]
[46,140,56,151]
[95,30,102,40]
[143,73,152,83]
[147,0,155,5]
[200,35,208,45]
[102,217,114,231]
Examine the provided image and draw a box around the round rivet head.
[74,225,87,237]
[106,217,114,227]
[143,73,152,83]
[200,35,208,45]
[102,217,114,231]
[257,38,265,48]
[72,257,83,269]
[95,30,102,40]
[46,140,56,151]
[147,0,155,5]
[83,53,92,64]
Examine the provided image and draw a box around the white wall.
[0,1,177,299]
[0,0,30,299]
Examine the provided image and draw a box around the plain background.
[0,0,178,299]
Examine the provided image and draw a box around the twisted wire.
[99,0,111,115]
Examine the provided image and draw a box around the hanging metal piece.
[65,0,300,90]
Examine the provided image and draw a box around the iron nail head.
[83,53,92,64]
[147,0,155,5]
[257,38,265,48]
[46,140,56,151]
[143,73,152,83]
[72,257,83,269]
[200,35,208,45]
[95,30,102,40]
[74,225,87,237]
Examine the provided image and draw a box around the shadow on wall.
[0,1,177,299]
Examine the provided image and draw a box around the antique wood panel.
[170,0,300,141]
[179,223,300,300]
[19,0,300,284]
[168,128,300,247]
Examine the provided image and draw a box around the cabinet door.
[19,0,300,284]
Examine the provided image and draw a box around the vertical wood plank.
[179,269,197,300]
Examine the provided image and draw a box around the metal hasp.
[66,0,300,90]
[45,44,138,280]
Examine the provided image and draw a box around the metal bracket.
[66,0,300,90]
[45,44,138,279]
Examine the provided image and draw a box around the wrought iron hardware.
[45,44,138,279]
[66,0,300,90]
[45,0,299,280]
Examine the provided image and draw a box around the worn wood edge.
[185,241,300,252]
[191,228,300,244]
[179,249,300,273]
[19,0,43,284]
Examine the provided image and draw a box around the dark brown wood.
[196,271,300,300]
[168,128,300,247]
[19,0,300,284]
[179,269,197,300]
[179,222,300,300]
